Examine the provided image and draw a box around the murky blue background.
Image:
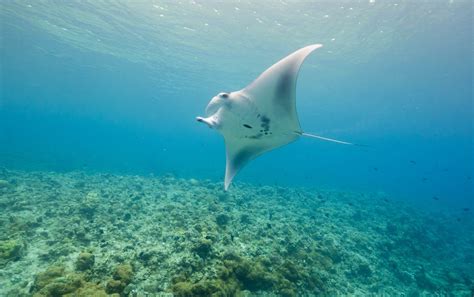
[1,1,472,210]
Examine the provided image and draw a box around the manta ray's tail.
[300,132,354,145]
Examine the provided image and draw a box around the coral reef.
[31,264,110,297]
[191,238,213,258]
[0,179,10,188]
[0,168,472,296]
[75,252,95,271]
[0,239,24,266]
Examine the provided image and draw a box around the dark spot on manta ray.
[243,124,253,129]
[260,115,270,131]
[275,71,293,109]
[220,93,229,98]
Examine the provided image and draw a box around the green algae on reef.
[75,252,95,271]
[31,265,110,297]
[0,239,25,266]
[0,168,473,296]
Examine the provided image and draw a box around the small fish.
[410,160,417,165]
[422,177,428,182]
[373,167,378,171]
[432,196,439,201]
[383,198,389,203]
[463,208,470,212]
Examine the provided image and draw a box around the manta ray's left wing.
[224,139,264,191]
[223,131,299,191]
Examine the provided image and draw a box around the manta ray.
[197,44,353,190]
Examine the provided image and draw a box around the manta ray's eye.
[220,93,229,99]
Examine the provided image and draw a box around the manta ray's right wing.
[241,44,323,134]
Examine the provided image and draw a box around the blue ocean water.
[1,2,472,208]
[1,2,474,296]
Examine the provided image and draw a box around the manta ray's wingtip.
[291,44,322,59]
[224,167,235,191]
[307,44,323,50]
[224,180,231,191]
